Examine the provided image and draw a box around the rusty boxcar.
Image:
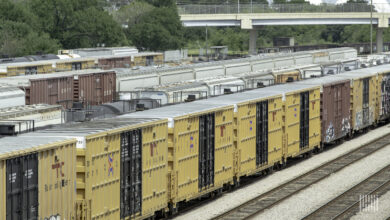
[294,76,351,144]
[0,69,116,109]
[334,69,379,131]
[98,55,132,70]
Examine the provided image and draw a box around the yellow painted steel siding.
[38,142,77,220]
[268,97,284,165]
[142,122,168,217]
[285,93,300,157]
[214,108,234,187]
[350,77,377,131]
[173,116,199,202]
[308,88,321,149]
[275,71,300,84]
[0,160,5,220]
[236,103,257,176]
[85,135,121,220]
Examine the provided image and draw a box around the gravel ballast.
[350,191,390,220]
[254,142,390,219]
[174,126,390,220]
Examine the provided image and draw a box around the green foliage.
[126,5,184,51]
[113,1,155,26]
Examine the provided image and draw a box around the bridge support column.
[377,28,384,53]
[249,29,258,55]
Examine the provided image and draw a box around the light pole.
[370,0,373,54]
[238,0,240,13]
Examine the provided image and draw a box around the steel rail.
[303,164,390,220]
[211,133,390,220]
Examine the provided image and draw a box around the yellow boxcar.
[25,117,168,220]
[273,70,301,84]
[372,65,390,121]
[261,84,321,158]
[0,136,77,220]
[3,62,54,76]
[132,53,164,67]
[198,89,284,180]
[122,101,234,208]
[55,58,96,72]
[335,70,379,131]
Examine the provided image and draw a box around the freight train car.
[254,84,322,158]
[22,117,169,220]
[0,136,77,220]
[120,101,235,212]
[0,69,116,109]
[55,58,96,72]
[197,90,284,179]
[0,61,54,77]
[98,55,132,70]
[294,77,351,144]
[334,70,379,131]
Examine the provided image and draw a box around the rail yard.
[1,46,390,220]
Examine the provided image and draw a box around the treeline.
[1,0,390,57]
[0,0,183,57]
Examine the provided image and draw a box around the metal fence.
[177,3,388,14]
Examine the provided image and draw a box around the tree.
[30,0,127,49]
[113,1,154,26]
[127,7,184,50]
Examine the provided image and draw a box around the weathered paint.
[38,142,77,220]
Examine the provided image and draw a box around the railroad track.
[212,134,390,220]
[303,164,390,220]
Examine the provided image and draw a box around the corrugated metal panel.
[225,63,251,76]
[251,60,275,71]
[120,102,233,204]
[294,55,313,65]
[334,69,380,131]
[23,117,168,220]
[295,77,351,143]
[116,72,159,91]
[160,69,194,84]
[379,72,390,120]
[0,86,25,108]
[6,153,39,219]
[274,57,295,68]
[29,76,74,108]
[98,56,131,70]
[194,66,225,79]
[197,88,284,177]
[0,136,77,220]
[38,141,77,220]
[78,71,116,106]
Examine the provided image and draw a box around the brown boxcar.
[28,76,74,108]
[76,70,116,106]
[0,69,117,109]
[0,74,74,108]
[97,56,132,70]
[295,77,351,144]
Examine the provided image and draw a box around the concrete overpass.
[179,4,390,54]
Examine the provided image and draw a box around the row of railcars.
[2,63,390,220]
[0,53,165,77]
[0,69,116,109]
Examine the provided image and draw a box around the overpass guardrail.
[177,3,389,14]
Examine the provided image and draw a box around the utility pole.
[206,25,209,61]
[238,0,240,13]
[370,0,373,54]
